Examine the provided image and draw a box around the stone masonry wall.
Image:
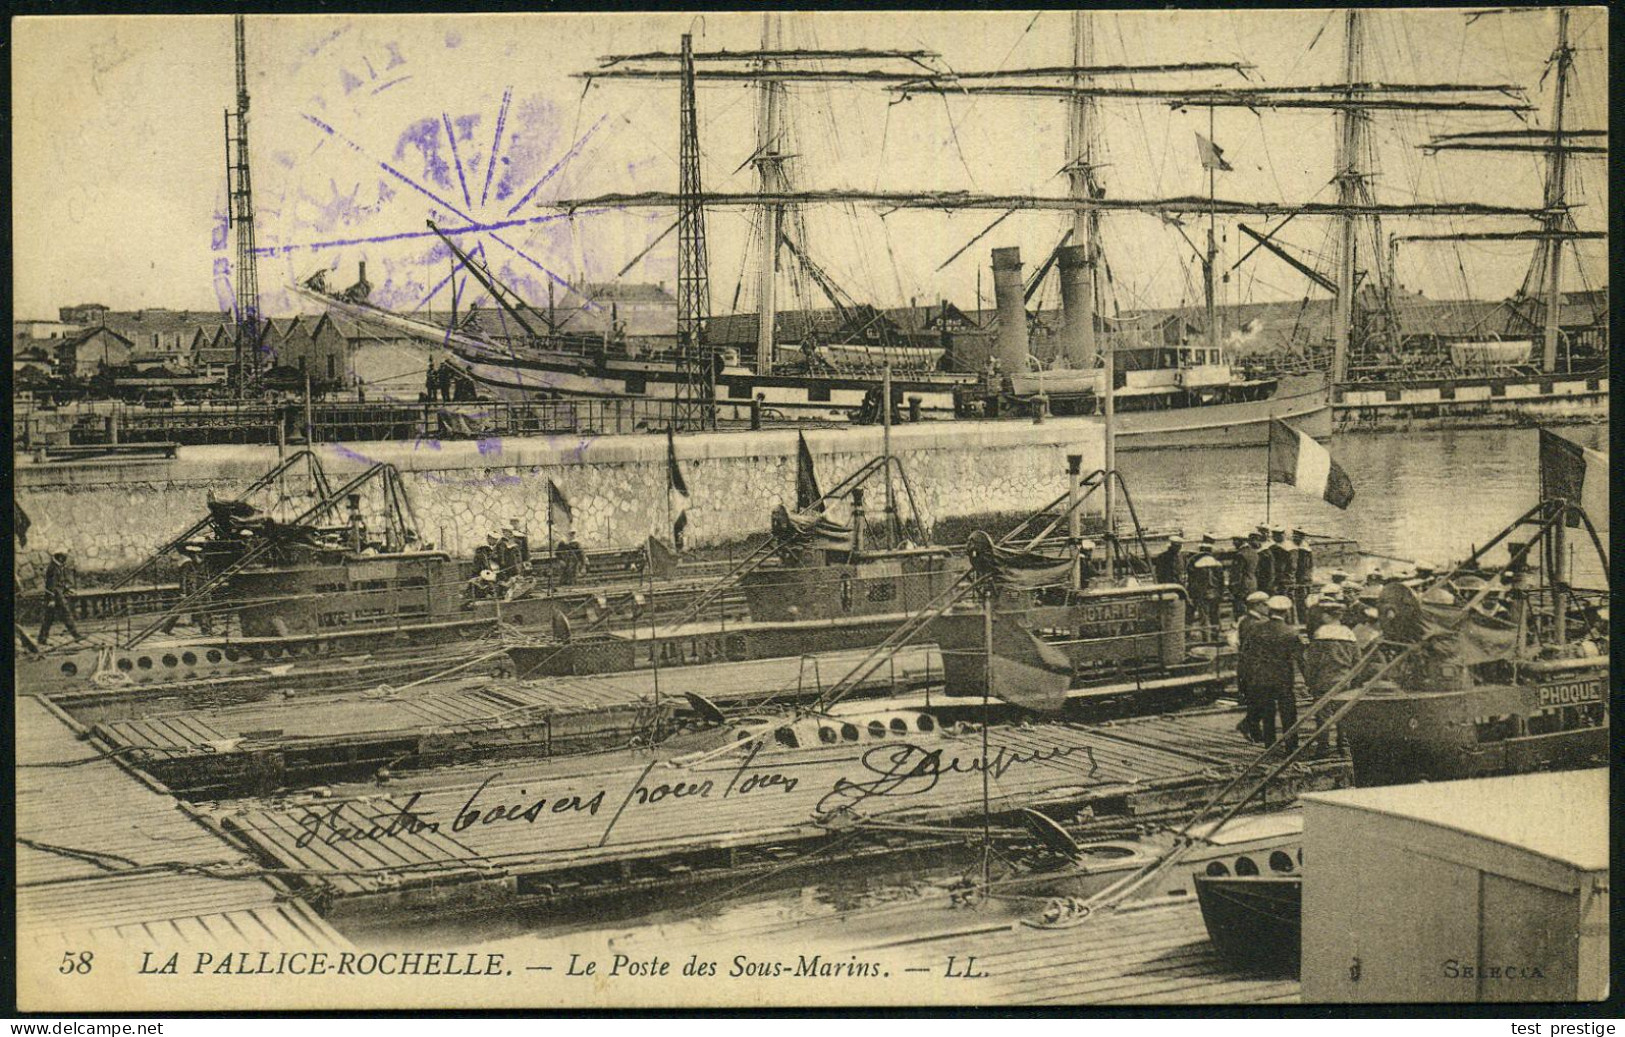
[14,418,1105,578]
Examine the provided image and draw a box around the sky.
[11,9,1608,324]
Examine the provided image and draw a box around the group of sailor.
[1152,525,1322,642]
[470,522,534,599]
[469,521,589,598]
[1233,581,1372,752]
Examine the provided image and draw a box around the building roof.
[580,281,676,304]
[1301,768,1606,872]
[101,309,233,340]
[59,325,134,350]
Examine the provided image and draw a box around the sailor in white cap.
[1351,605,1382,646]
[1264,527,1294,601]
[1231,533,1261,618]
[1290,529,1315,615]
[470,567,499,599]
[1303,602,1358,750]
[1075,538,1098,589]
[1187,535,1226,641]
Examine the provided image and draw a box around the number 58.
[59,951,94,975]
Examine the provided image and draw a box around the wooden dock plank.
[847,896,1297,1005]
[13,698,350,949]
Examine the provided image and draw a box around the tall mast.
[225,13,262,397]
[1539,8,1572,373]
[753,14,785,375]
[1067,13,1111,576]
[676,33,716,430]
[1205,105,1220,356]
[1330,9,1365,385]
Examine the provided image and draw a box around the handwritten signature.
[814,742,1095,817]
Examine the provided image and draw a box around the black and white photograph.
[9,6,1610,1013]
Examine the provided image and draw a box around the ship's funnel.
[991,247,1030,374]
[1055,245,1095,368]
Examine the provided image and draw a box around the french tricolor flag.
[1268,419,1355,509]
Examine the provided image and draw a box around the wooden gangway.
[14,696,351,953]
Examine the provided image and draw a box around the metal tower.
[225,13,262,396]
[674,33,716,430]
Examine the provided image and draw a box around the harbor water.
[382,425,1609,954]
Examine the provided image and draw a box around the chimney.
[1055,244,1096,368]
[358,260,367,283]
[991,247,1029,373]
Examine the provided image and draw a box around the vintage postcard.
[10,7,1609,1013]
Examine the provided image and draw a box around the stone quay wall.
[14,418,1105,579]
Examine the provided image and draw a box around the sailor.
[1253,527,1275,599]
[1187,535,1226,640]
[425,359,438,401]
[470,568,499,600]
[1264,526,1294,601]
[1247,596,1303,752]
[1152,535,1185,587]
[1291,529,1315,614]
[437,362,454,403]
[473,532,500,575]
[1302,591,1323,638]
[37,550,84,646]
[1233,590,1272,742]
[1304,583,1342,637]
[1351,605,1382,647]
[1303,605,1359,750]
[1075,539,1097,590]
[497,530,523,580]
[557,534,588,586]
[507,521,530,566]
[1230,534,1260,618]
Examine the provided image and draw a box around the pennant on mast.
[1195,132,1234,172]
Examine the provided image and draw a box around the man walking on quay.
[37,550,84,646]
[1246,595,1303,752]
[1234,590,1271,742]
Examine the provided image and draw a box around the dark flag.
[986,615,1074,713]
[14,502,30,548]
[645,535,679,580]
[796,431,824,512]
[1268,419,1355,509]
[546,479,573,540]
[1538,428,1607,528]
[965,530,1074,589]
[667,429,691,551]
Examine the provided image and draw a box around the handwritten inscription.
[290,737,1086,851]
[816,741,1094,816]
[292,744,801,850]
